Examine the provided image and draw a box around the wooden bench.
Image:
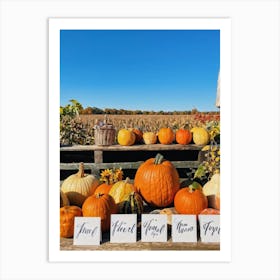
[60,143,205,180]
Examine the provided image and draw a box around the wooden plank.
[60,237,219,251]
[94,150,103,163]
[60,144,204,152]
[60,160,200,171]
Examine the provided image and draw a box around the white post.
[216,71,220,108]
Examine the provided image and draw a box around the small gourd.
[118,191,144,216]
[143,132,157,144]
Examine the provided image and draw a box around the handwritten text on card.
[172,215,197,242]
[141,214,167,242]
[73,217,101,246]
[110,214,137,243]
[199,215,220,243]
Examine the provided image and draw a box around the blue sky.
[60,30,220,112]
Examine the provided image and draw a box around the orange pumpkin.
[158,128,175,145]
[134,153,180,207]
[82,193,117,232]
[175,129,192,145]
[174,186,208,216]
[94,183,113,195]
[200,208,220,215]
[60,206,83,238]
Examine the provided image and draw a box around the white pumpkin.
[61,162,99,207]
[202,173,220,209]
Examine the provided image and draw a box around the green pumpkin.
[118,192,144,215]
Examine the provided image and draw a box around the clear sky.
[60,30,220,112]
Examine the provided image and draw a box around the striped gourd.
[119,192,144,215]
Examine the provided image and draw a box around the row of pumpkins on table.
[117,127,210,146]
[60,154,220,238]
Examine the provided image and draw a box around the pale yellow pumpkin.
[143,132,157,144]
[117,129,136,146]
[191,127,210,145]
[61,162,100,207]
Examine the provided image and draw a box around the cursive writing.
[76,222,98,239]
[203,220,220,236]
[176,220,194,234]
[143,218,166,238]
[111,220,136,236]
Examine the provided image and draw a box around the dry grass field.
[79,113,220,132]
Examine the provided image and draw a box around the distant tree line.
[61,100,219,116]
[80,107,219,115]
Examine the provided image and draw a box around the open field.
[79,113,220,132]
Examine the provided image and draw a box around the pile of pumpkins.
[117,127,210,146]
[60,156,220,238]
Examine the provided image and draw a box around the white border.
[49,18,231,262]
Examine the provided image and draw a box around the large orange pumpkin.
[175,129,192,145]
[158,128,175,145]
[60,206,83,238]
[82,193,117,232]
[174,186,208,216]
[134,153,180,207]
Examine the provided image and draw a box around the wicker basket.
[94,126,116,146]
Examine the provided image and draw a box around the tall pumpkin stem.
[154,153,164,165]
[77,162,85,177]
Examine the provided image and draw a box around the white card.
[171,215,197,242]
[198,215,220,243]
[110,214,137,243]
[73,217,101,246]
[141,214,167,242]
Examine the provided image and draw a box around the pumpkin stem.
[77,162,85,177]
[189,186,194,193]
[124,177,130,184]
[95,193,104,198]
[154,153,164,165]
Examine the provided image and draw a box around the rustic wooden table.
[60,236,219,251]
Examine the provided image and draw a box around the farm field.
[79,113,220,132]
